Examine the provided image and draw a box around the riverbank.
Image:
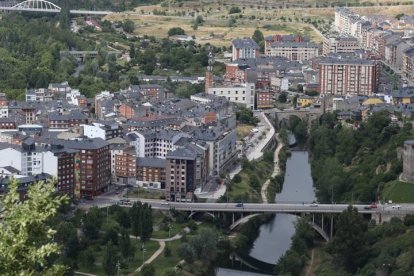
[261,133,283,203]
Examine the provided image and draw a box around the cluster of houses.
[0,82,239,202]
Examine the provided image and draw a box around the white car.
[310,202,318,207]
[392,204,401,209]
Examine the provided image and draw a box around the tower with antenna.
[205,47,214,94]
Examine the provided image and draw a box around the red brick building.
[256,91,274,109]
[119,103,136,119]
[59,138,110,199]
[136,157,166,189]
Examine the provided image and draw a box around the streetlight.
[142,242,146,264]
[168,223,172,240]
[116,259,120,276]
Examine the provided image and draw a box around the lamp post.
[116,259,120,276]
[142,242,146,264]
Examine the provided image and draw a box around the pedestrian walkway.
[132,241,165,274]
[261,134,283,203]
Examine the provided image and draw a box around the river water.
[217,151,316,275]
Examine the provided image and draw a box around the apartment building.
[232,38,260,61]
[136,157,166,189]
[58,138,111,199]
[318,57,379,96]
[114,146,137,186]
[166,148,197,202]
[403,48,414,83]
[82,121,123,140]
[267,42,319,62]
[323,36,360,55]
[48,111,88,129]
[264,34,308,56]
[208,83,256,110]
[256,91,274,109]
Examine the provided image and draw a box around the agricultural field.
[105,0,414,47]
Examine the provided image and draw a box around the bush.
[233,174,242,183]
[229,6,241,14]
[168,27,185,36]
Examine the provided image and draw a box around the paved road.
[84,198,414,216]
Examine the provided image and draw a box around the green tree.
[130,201,142,240]
[190,227,219,264]
[120,230,134,259]
[167,27,186,36]
[122,20,135,33]
[0,179,67,275]
[278,92,287,103]
[229,6,241,14]
[141,204,153,242]
[252,29,264,52]
[178,243,195,264]
[329,205,368,272]
[141,263,156,276]
[103,242,117,276]
[275,250,304,275]
[79,248,96,268]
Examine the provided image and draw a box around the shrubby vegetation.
[309,111,414,203]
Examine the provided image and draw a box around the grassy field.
[78,240,160,275]
[148,239,182,276]
[237,124,253,139]
[382,180,414,203]
[104,0,414,47]
[225,158,274,203]
[128,188,165,200]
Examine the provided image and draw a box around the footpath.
[261,134,283,203]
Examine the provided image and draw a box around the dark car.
[235,203,244,207]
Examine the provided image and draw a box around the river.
[217,151,316,275]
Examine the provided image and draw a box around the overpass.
[0,0,113,15]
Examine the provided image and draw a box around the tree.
[130,201,142,240]
[79,248,96,268]
[0,179,67,275]
[190,228,219,264]
[178,243,195,264]
[252,29,264,52]
[103,242,117,276]
[229,6,241,14]
[168,27,185,37]
[278,92,287,103]
[141,263,155,276]
[120,230,134,259]
[164,244,171,257]
[275,250,304,275]
[329,205,368,272]
[141,204,153,242]
[195,15,204,25]
[122,20,135,33]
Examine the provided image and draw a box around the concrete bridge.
[60,50,121,62]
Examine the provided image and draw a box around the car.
[392,204,401,209]
[235,203,244,208]
[364,206,372,210]
[161,202,170,206]
[310,201,318,207]
[370,203,377,209]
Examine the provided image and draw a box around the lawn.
[77,240,160,275]
[128,188,165,200]
[382,180,414,203]
[226,158,274,203]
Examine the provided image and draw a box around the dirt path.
[305,248,315,276]
[261,134,283,203]
[132,241,165,274]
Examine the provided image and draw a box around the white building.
[0,143,58,176]
[127,130,190,159]
[207,83,256,110]
[0,106,8,118]
[83,123,106,140]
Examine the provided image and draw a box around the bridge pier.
[330,215,334,239]
[321,215,324,232]
[232,213,235,225]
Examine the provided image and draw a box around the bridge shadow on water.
[229,252,276,274]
